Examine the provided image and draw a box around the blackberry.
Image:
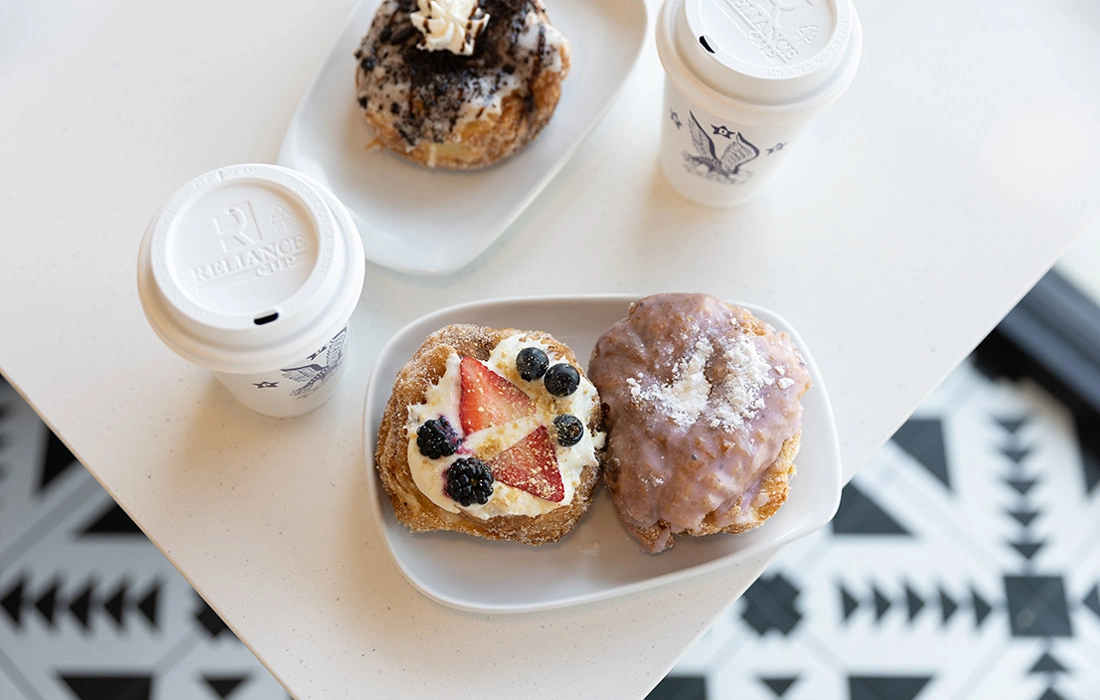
[416,416,462,459]
[516,347,549,381]
[553,414,584,447]
[544,364,580,397]
[444,458,494,507]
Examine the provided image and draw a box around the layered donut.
[587,293,812,553]
[354,0,571,169]
[375,324,604,545]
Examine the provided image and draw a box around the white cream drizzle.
[356,0,571,146]
[410,0,490,56]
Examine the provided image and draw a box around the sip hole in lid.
[138,164,357,374]
[675,0,857,106]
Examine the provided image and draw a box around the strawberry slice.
[459,357,535,434]
[490,426,564,502]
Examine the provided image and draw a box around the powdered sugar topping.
[627,339,714,427]
[627,323,777,431]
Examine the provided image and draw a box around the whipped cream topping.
[410,0,490,56]
[406,334,603,520]
[355,0,570,151]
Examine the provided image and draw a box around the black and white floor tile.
[654,361,1100,700]
[0,378,287,700]
[3,354,1099,699]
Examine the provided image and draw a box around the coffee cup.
[656,0,863,207]
[137,164,366,417]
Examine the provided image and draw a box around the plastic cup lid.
[674,0,858,106]
[137,164,361,373]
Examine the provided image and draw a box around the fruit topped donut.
[375,324,604,544]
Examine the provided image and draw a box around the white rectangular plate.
[278,0,647,276]
[363,295,843,613]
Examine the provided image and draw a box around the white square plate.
[362,295,843,613]
[278,0,647,276]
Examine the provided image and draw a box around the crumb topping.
[355,0,568,147]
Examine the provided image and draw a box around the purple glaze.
[588,293,811,551]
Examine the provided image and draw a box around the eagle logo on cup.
[682,111,759,184]
[280,328,348,399]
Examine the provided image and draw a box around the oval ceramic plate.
[363,295,842,613]
[278,0,647,276]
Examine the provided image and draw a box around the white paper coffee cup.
[656,0,863,207]
[137,164,366,417]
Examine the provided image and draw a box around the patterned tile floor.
[0,378,287,700]
[2,354,1099,699]
[651,360,1100,700]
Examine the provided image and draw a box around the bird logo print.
[682,111,759,184]
[280,327,347,399]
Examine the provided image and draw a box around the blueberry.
[553,415,584,446]
[516,347,549,382]
[544,364,580,397]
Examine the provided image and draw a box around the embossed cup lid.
[137,164,364,373]
[672,0,859,106]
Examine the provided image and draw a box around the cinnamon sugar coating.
[375,324,603,545]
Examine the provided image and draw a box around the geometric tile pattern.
[203,676,250,699]
[740,574,801,636]
[59,676,153,700]
[891,418,950,490]
[653,361,1100,700]
[80,502,144,537]
[1076,415,1100,495]
[830,482,910,536]
[5,351,1100,700]
[0,574,160,631]
[0,378,288,700]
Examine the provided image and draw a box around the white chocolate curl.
[410,0,490,56]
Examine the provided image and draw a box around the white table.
[2,0,1098,697]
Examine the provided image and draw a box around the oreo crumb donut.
[375,324,604,545]
[588,293,812,553]
[354,0,571,169]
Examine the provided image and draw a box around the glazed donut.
[587,294,812,553]
[375,324,604,545]
[354,0,571,169]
